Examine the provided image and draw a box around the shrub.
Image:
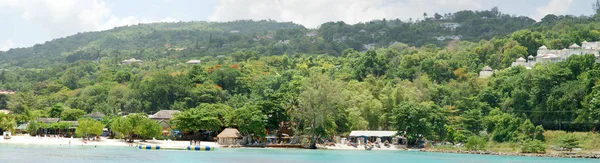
[557,134,580,152]
[465,136,487,151]
[520,139,546,153]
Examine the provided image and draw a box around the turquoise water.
[0,144,597,163]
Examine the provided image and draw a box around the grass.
[544,130,600,151]
[431,131,600,153]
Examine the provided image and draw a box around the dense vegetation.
[1,8,600,150]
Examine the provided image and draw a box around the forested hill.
[1,8,600,146]
[0,8,539,68]
[0,20,305,67]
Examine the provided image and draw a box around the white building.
[510,41,600,69]
[440,23,461,30]
[479,66,495,78]
[435,35,462,41]
[121,58,143,65]
[363,43,376,51]
[186,60,201,64]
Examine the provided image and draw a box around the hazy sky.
[0,0,596,51]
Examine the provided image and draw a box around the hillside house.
[440,23,461,30]
[121,58,143,65]
[479,66,495,78]
[511,41,600,69]
[186,60,201,64]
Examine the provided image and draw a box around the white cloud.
[0,0,177,39]
[209,0,484,28]
[534,0,574,20]
[0,40,14,51]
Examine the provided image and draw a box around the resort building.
[217,128,242,146]
[185,60,201,64]
[440,23,461,30]
[347,130,406,146]
[149,110,181,135]
[511,41,600,69]
[121,58,143,65]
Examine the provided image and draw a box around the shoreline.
[2,136,599,159]
[0,135,218,148]
[422,148,600,159]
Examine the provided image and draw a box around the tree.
[520,139,546,153]
[135,118,161,141]
[230,105,266,137]
[510,30,544,56]
[0,113,16,133]
[110,113,147,142]
[557,134,580,152]
[461,109,484,134]
[26,121,41,135]
[171,107,222,133]
[48,103,64,118]
[465,136,487,151]
[518,119,535,140]
[60,108,86,121]
[76,118,103,139]
[594,0,600,14]
[434,13,442,20]
[391,101,447,143]
[293,72,343,149]
[534,125,545,141]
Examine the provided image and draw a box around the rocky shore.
[423,148,600,159]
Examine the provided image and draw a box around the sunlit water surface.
[0,144,597,163]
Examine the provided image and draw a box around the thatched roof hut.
[217,128,241,138]
[217,128,241,146]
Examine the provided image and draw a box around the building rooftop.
[186,60,201,64]
[150,110,181,119]
[217,128,241,138]
[482,66,493,71]
[36,118,59,123]
[569,43,580,49]
[349,131,398,137]
[122,58,143,63]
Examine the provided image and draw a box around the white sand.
[320,144,404,151]
[0,135,404,151]
[0,135,218,148]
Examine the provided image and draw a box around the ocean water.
[0,144,597,163]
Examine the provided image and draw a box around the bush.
[557,134,580,152]
[520,139,546,153]
[465,136,487,151]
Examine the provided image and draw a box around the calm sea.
[0,144,596,163]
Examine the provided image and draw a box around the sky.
[0,0,596,51]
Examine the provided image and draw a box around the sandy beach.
[0,135,218,148]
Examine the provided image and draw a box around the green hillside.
[1,8,600,150]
